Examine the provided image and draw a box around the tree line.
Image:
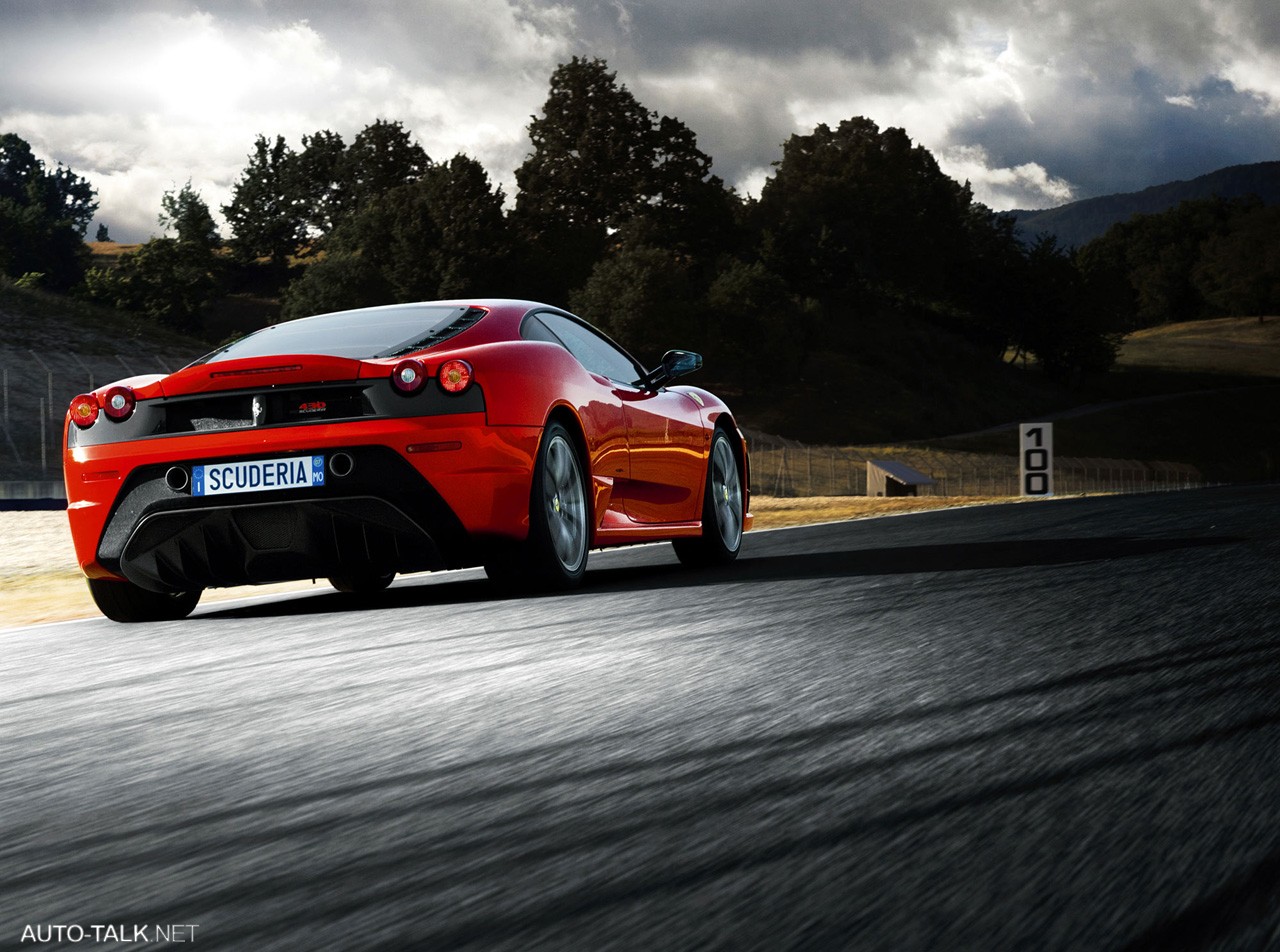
[1077,196,1280,329]
[3,57,1277,383]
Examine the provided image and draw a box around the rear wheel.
[674,428,744,567]
[526,421,590,588]
[87,578,202,623]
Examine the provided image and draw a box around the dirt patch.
[0,495,1031,628]
[0,511,328,627]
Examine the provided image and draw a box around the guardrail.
[0,480,67,510]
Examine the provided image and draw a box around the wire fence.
[745,431,1204,498]
[0,352,1207,495]
[0,349,189,480]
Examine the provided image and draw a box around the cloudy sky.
[2,0,1278,243]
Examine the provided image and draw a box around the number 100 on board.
[1020,423,1054,496]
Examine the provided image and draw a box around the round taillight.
[102,385,136,421]
[391,358,428,395]
[70,393,100,429]
[438,359,473,395]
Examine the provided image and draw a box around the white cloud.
[2,0,1279,237]
[1220,52,1280,114]
[632,20,1056,207]
[938,145,1077,210]
[0,3,576,241]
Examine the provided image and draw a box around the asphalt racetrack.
[3,485,1279,950]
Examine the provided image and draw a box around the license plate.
[191,455,326,497]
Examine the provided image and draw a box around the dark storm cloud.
[607,0,961,64]
[953,62,1280,199]
[505,0,1280,207]
[2,0,1278,238]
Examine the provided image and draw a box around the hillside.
[0,281,209,482]
[1118,316,1280,377]
[1009,161,1280,248]
[2,278,1277,484]
[0,277,1074,447]
[923,316,1280,482]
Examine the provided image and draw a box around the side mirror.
[643,350,703,390]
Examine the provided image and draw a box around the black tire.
[328,572,395,594]
[526,420,590,588]
[87,577,202,623]
[673,428,744,567]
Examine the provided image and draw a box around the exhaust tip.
[329,452,355,478]
[165,466,189,492]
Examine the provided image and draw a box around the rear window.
[193,305,487,365]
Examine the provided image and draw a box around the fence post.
[28,352,54,427]
[71,352,95,391]
[1,423,21,463]
[39,397,47,475]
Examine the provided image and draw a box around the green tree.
[1077,197,1252,329]
[703,258,808,380]
[756,118,974,306]
[1015,236,1121,381]
[409,154,511,298]
[222,134,305,269]
[276,250,384,320]
[1192,205,1280,320]
[86,182,222,331]
[516,57,656,234]
[514,57,655,300]
[281,154,510,319]
[621,114,741,263]
[84,238,216,333]
[159,180,220,250]
[513,57,736,302]
[569,244,702,363]
[342,119,430,216]
[0,133,97,288]
[224,122,427,270]
[292,129,348,244]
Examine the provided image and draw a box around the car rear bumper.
[65,419,543,589]
[117,495,446,592]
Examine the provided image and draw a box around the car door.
[534,313,706,525]
[521,311,630,490]
[615,384,707,524]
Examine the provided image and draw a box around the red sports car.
[64,300,752,622]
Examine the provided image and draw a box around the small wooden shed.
[867,460,935,497]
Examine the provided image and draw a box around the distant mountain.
[1008,161,1280,248]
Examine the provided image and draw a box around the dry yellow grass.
[0,510,328,627]
[0,495,1031,629]
[747,494,1025,528]
[87,240,143,259]
[1118,316,1280,377]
